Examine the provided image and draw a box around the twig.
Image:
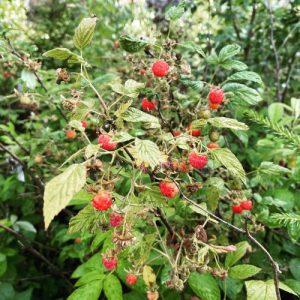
[0,142,25,166]
[244,219,281,300]
[0,223,73,291]
[244,0,257,60]
[153,207,177,239]
[228,0,241,41]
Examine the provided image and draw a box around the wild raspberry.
[187,124,201,137]
[208,88,224,104]
[126,274,138,285]
[172,130,181,137]
[109,212,123,227]
[81,121,87,128]
[232,204,243,214]
[98,134,117,151]
[139,69,146,75]
[209,102,220,110]
[209,131,220,142]
[240,200,253,211]
[113,41,119,49]
[141,98,156,111]
[199,109,211,119]
[159,181,179,198]
[188,152,208,169]
[151,60,170,77]
[102,256,117,270]
[66,130,76,139]
[178,161,190,173]
[207,143,219,149]
[92,191,112,211]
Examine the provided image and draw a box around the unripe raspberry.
[98,134,117,151]
[240,200,253,211]
[151,60,170,77]
[66,130,76,139]
[232,204,243,214]
[209,102,220,110]
[199,109,211,119]
[109,212,123,227]
[92,191,113,211]
[207,143,219,149]
[141,98,156,111]
[178,161,190,173]
[126,274,138,285]
[209,131,220,142]
[187,124,201,137]
[102,256,117,270]
[208,88,224,104]
[81,121,87,128]
[159,181,179,198]
[188,152,208,169]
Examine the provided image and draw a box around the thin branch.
[244,0,257,60]
[0,142,25,166]
[0,223,73,291]
[228,0,241,41]
[153,207,177,239]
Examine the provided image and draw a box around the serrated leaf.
[165,1,186,21]
[259,162,291,176]
[67,279,103,300]
[85,144,99,159]
[191,119,208,129]
[143,265,156,287]
[114,100,133,118]
[122,108,160,128]
[228,71,263,85]
[43,164,86,229]
[74,17,97,50]
[110,80,145,98]
[219,44,241,61]
[112,131,134,143]
[188,272,220,300]
[225,241,251,268]
[208,117,248,130]
[229,264,261,280]
[69,120,85,132]
[103,274,122,300]
[181,78,204,91]
[211,148,246,183]
[21,69,37,89]
[220,60,248,71]
[43,48,83,63]
[0,253,7,277]
[119,35,147,53]
[222,82,262,105]
[75,271,105,287]
[179,41,206,57]
[130,138,167,170]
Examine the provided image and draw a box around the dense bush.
[0,1,299,300]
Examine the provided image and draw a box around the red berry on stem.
[81,121,87,128]
[187,124,201,137]
[172,130,181,137]
[126,274,138,285]
[109,212,123,227]
[232,204,243,214]
[102,257,117,270]
[66,130,76,139]
[141,98,156,111]
[188,152,208,169]
[151,60,170,77]
[92,191,113,211]
[207,143,219,149]
[159,181,179,198]
[240,200,253,211]
[208,88,224,104]
[98,134,117,151]
[209,102,220,110]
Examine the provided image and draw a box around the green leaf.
[0,253,7,276]
[165,1,186,21]
[229,264,261,280]
[74,17,97,49]
[180,78,204,91]
[289,258,300,280]
[222,83,262,105]
[43,48,83,63]
[103,274,122,300]
[75,271,105,287]
[112,131,134,143]
[188,272,220,300]
[179,41,206,57]
[245,280,297,300]
[191,119,208,129]
[268,103,284,123]
[208,117,248,130]
[206,186,220,211]
[21,69,37,89]
[259,162,291,176]
[122,108,160,128]
[110,79,145,98]
[211,148,246,183]
[119,35,147,53]
[219,44,241,61]
[284,279,300,296]
[67,279,103,300]
[220,60,248,71]
[130,138,167,170]
[228,71,263,85]
[43,164,86,229]
[85,144,99,159]
[225,241,251,268]
[69,120,85,133]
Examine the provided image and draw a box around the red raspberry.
[232,204,243,214]
[240,200,253,211]
[178,161,190,173]
[109,212,123,227]
[81,121,87,128]
[102,256,117,270]
[139,69,146,75]
[209,102,220,110]
[151,60,170,77]
[187,124,201,137]
[126,274,138,285]
[98,134,117,151]
[188,152,208,169]
[207,143,219,149]
[172,130,181,137]
[92,191,112,211]
[141,98,156,111]
[208,88,224,104]
[159,181,179,198]
[3,71,13,79]
[66,130,76,139]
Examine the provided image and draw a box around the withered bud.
[56,68,70,83]
[194,225,208,243]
